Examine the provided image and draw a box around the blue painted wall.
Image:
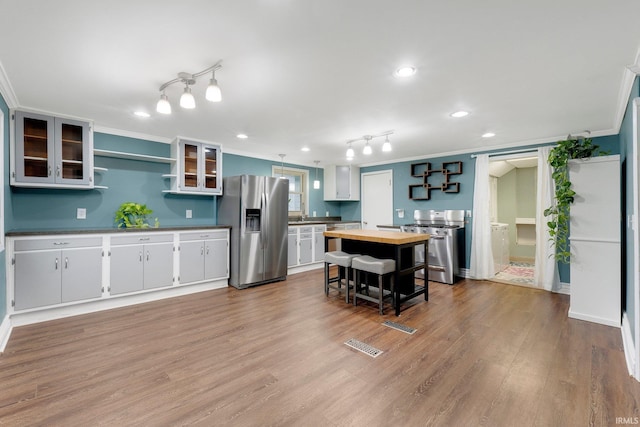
[620,76,639,343]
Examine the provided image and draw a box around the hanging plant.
[544,135,603,262]
[115,202,159,228]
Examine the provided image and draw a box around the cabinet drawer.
[14,236,102,251]
[111,234,173,246]
[288,228,297,234]
[299,226,313,234]
[313,226,326,232]
[180,230,227,241]
[299,233,312,239]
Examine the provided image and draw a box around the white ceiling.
[2,1,640,168]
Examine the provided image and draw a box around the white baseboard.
[622,312,637,378]
[0,314,11,353]
[556,281,570,295]
[568,309,621,328]
[8,279,228,328]
[288,262,324,276]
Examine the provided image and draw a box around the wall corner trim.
[0,60,18,108]
[621,312,638,379]
[0,314,12,353]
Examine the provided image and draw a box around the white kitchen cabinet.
[11,109,94,188]
[287,227,299,267]
[13,236,102,310]
[179,230,229,284]
[166,137,222,195]
[313,225,326,262]
[323,164,360,200]
[109,234,174,295]
[568,155,621,327]
[298,227,313,265]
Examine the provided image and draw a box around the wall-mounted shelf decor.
[409,161,463,200]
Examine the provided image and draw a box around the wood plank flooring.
[1,270,639,426]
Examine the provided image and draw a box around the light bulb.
[156,93,171,114]
[363,142,372,155]
[206,77,222,102]
[180,86,196,109]
[346,146,355,159]
[382,136,392,152]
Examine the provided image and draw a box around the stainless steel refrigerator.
[217,175,289,289]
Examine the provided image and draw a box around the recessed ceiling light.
[450,111,469,118]
[301,147,310,152]
[482,132,496,138]
[134,111,150,118]
[236,134,248,139]
[395,66,416,77]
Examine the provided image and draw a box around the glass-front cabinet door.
[14,111,54,184]
[181,142,199,190]
[202,144,219,191]
[13,110,93,188]
[55,118,91,185]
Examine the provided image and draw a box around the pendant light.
[346,143,354,160]
[313,161,321,189]
[382,135,392,152]
[156,92,171,114]
[180,84,196,109]
[279,154,286,178]
[205,70,222,102]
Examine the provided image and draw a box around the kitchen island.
[323,229,429,315]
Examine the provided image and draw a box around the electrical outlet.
[186,209,192,219]
[466,210,472,217]
[326,211,330,216]
[312,211,316,217]
[77,208,86,219]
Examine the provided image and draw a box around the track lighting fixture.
[156,61,222,114]
[344,130,394,160]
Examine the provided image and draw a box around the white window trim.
[271,165,310,215]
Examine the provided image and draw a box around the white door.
[361,170,393,230]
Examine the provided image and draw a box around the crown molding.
[92,126,172,144]
[0,60,19,108]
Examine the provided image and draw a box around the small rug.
[494,262,534,286]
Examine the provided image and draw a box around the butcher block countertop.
[323,229,430,245]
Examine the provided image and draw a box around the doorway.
[361,170,393,230]
[489,155,537,287]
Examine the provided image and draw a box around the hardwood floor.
[1,270,639,426]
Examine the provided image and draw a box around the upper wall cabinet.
[324,164,360,201]
[11,110,94,189]
[165,137,222,196]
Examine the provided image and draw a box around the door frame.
[361,169,393,230]
[629,98,640,380]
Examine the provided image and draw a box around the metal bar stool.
[352,255,396,315]
[324,251,360,303]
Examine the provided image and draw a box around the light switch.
[77,208,86,219]
[186,209,192,219]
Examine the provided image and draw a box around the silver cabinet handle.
[55,257,58,270]
[139,251,143,262]
[48,165,52,177]
[65,257,68,269]
[200,246,204,255]
[139,237,150,241]
[206,246,210,255]
[53,242,69,246]
[56,165,60,177]
[146,251,150,261]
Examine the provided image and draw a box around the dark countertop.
[376,224,402,229]
[287,219,360,226]
[6,225,231,237]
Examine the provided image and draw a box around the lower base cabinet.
[110,234,174,295]
[13,237,103,310]
[179,231,229,284]
[8,228,229,314]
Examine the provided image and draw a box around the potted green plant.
[114,202,159,228]
[544,135,603,262]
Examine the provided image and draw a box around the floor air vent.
[344,338,383,358]
[382,320,417,334]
